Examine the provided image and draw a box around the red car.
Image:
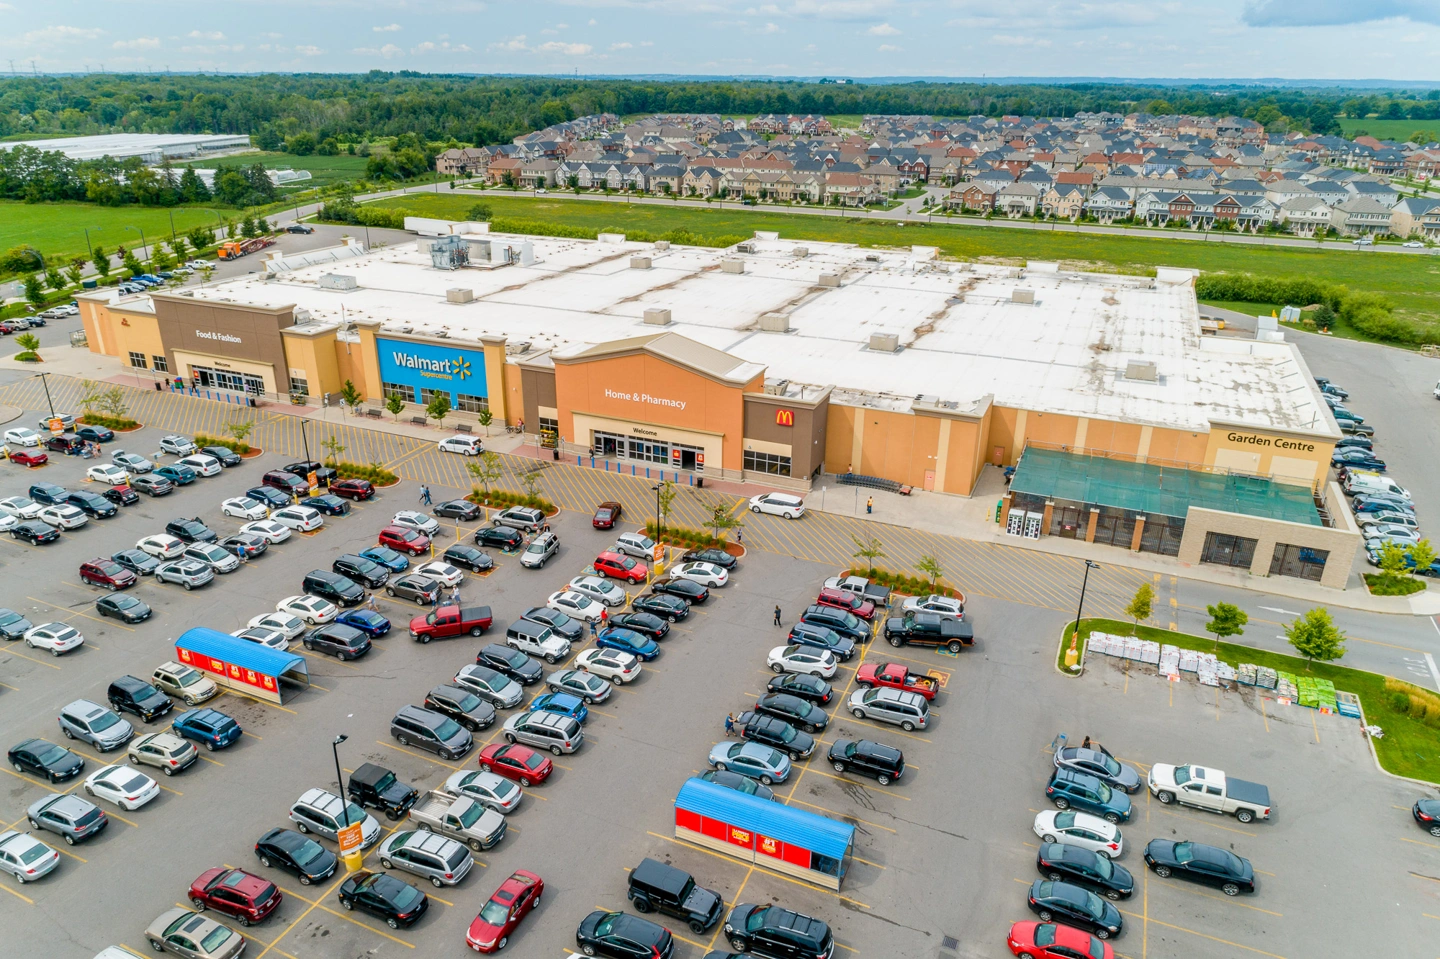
[189,866,282,925]
[378,525,431,556]
[9,449,47,467]
[593,550,648,583]
[331,478,375,501]
[79,557,138,591]
[1007,921,1111,959]
[478,743,552,786]
[466,869,544,953]
[816,586,875,620]
[592,501,622,529]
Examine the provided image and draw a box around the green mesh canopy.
[1011,447,1320,526]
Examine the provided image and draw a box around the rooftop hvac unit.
[318,274,358,291]
[818,273,841,288]
[721,259,745,274]
[868,332,900,353]
[654,240,671,251]
[1012,288,1035,304]
[792,246,809,258]
[643,308,673,326]
[864,254,882,263]
[1125,360,1159,382]
[429,235,469,271]
[763,379,790,395]
[630,256,652,270]
[736,242,756,253]
[759,313,790,333]
[292,308,312,324]
[446,288,474,304]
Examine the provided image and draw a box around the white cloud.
[295,44,323,55]
[761,20,782,31]
[489,34,530,51]
[181,43,244,53]
[413,40,472,53]
[640,39,654,44]
[867,21,900,34]
[261,32,283,40]
[353,43,403,58]
[990,33,1051,46]
[537,40,593,54]
[610,40,633,49]
[556,21,570,28]
[1244,0,1440,26]
[187,29,225,40]
[373,23,402,32]
[877,42,901,50]
[24,25,102,43]
[112,36,160,50]
[589,17,598,24]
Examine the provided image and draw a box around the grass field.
[1199,299,1285,317]
[175,151,371,187]
[1337,117,1437,141]
[1076,618,1439,783]
[365,192,1440,319]
[0,200,232,267]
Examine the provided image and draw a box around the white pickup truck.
[408,789,508,851]
[1147,763,1272,823]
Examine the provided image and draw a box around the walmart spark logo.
[451,356,472,380]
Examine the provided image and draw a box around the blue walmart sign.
[377,338,487,398]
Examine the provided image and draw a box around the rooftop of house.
[177,230,1333,437]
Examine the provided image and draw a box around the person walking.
[736,527,742,545]
[366,593,379,612]
[450,584,461,606]
[724,713,735,734]
[866,495,873,514]
[773,605,782,627]
[420,485,432,506]
[589,619,599,639]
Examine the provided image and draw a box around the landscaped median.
[1066,617,1440,785]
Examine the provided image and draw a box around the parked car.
[171,708,243,751]
[682,546,737,570]
[127,732,199,776]
[8,738,84,782]
[767,644,838,678]
[348,762,419,821]
[155,559,215,590]
[786,622,856,662]
[522,606,585,642]
[336,608,391,638]
[337,870,429,929]
[131,475,174,497]
[545,668,612,704]
[547,590,608,623]
[80,557,138,591]
[438,435,484,456]
[574,648,642,684]
[595,626,661,661]
[303,623,372,661]
[453,664,525,708]
[606,611,668,642]
[84,764,159,810]
[568,575,628,606]
[699,769,775,801]
[302,569,366,606]
[276,594,338,624]
[11,519,60,545]
[592,501,622,529]
[1143,839,1255,895]
[827,738,904,785]
[155,464,197,486]
[272,505,324,531]
[8,449,48,467]
[475,525,523,550]
[594,550,648,582]
[1046,768,1133,823]
[379,525,431,555]
[143,908,245,959]
[1055,745,1142,794]
[753,691,828,733]
[110,675,175,720]
[57,699,133,751]
[613,531,657,560]
[246,486,292,510]
[86,464,131,486]
[184,543,241,574]
[1036,841,1134,901]
[628,856,723,934]
[222,497,270,520]
[0,829,58,884]
[443,543,493,572]
[188,866,282,926]
[651,577,709,604]
[253,827,337,885]
[176,453,222,477]
[387,574,441,606]
[466,870,543,953]
[442,770,523,815]
[361,545,410,571]
[201,446,242,468]
[289,788,380,847]
[38,504,87,530]
[576,910,673,959]
[476,644,544,685]
[748,492,805,519]
[24,622,84,655]
[330,478,376,500]
[501,709,583,755]
[240,520,293,544]
[166,517,217,543]
[1025,879,1123,940]
[104,484,140,507]
[722,903,831,958]
[434,498,481,520]
[477,743,553,786]
[378,829,474,887]
[390,704,473,760]
[424,685,497,732]
[766,671,831,704]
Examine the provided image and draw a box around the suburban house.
[1389,196,1440,237]
[1334,195,1395,235]
[1276,196,1333,236]
[1083,186,1134,222]
[1042,183,1087,219]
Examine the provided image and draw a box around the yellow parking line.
[1152,807,1255,837]
[375,740,462,770]
[311,901,418,947]
[0,645,63,670]
[1,766,61,792]
[51,844,87,863]
[1159,881,1281,916]
[0,881,34,904]
[1118,911,1287,958]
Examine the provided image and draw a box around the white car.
[902,594,965,617]
[1360,521,1421,541]
[767,644,838,678]
[86,464,131,486]
[671,561,728,588]
[575,648,642,684]
[505,626,571,664]
[415,562,464,587]
[3,427,40,447]
[111,451,153,473]
[438,435,484,456]
[232,626,290,651]
[25,623,84,656]
[567,575,626,607]
[277,594,338,625]
[84,764,160,811]
[136,533,186,559]
[749,492,805,519]
[1032,810,1124,858]
[547,590,607,623]
[158,435,197,456]
[392,510,440,535]
[175,454,221,477]
[39,505,87,530]
[1404,240,1426,248]
[240,520,292,544]
[0,514,16,532]
[248,611,307,640]
[222,497,269,520]
[271,505,324,531]
[0,496,44,519]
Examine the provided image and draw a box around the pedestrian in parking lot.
[450,585,461,605]
[736,527,742,545]
[366,594,379,612]
[773,605,782,626]
[590,619,599,639]
[725,713,735,734]
[866,495,873,514]
[419,484,432,506]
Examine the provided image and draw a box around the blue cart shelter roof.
[675,778,853,860]
[175,627,308,678]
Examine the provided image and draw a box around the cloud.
[24,25,102,43]
[640,39,653,44]
[490,34,530,51]
[353,43,403,58]
[187,29,225,40]
[181,43,244,53]
[373,23,402,32]
[113,36,160,50]
[556,21,570,27]
[589,17,598,24]
[761,20,782,31]
[295,44,323,55]
[412,40,472,53]
[610,40,633,48]
[866,21,900,33]
[990,33,1052,46]
[537,40,593,54]
[784,0,894,20]
[1243,0,1440,25]
[877,42,901,50]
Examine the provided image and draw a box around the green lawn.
[1199,299,1285,318]
[0,200,232,269]
[1076,618,1439,784]
[364,193,1440,319]
[175,151,371,187]
[1337,117,1437,142]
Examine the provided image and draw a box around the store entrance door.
[193,366,264,395]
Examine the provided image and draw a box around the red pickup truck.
[855,662,939,700]
[816,587,876,621]
[409,604,493,644]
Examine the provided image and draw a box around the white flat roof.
[0,133,250,162]
[183,231,1330,435]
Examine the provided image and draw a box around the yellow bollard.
[1064,635,1080,670]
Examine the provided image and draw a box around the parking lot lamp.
[651,482,663,540]
[332,733,349,823]
[1072,560,1100,643]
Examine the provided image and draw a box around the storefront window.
[420,387,450,407]
[290,376,309,397]
[128,352,147,369]
[382,382,416,404]
[538,416,558,435]
[152,355,169,373]
[744,450,792,476]
[456,393,489,413]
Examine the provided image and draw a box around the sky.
[3,0,1440,82]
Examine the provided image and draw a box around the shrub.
[642,521,726,550]
[1363,572,1427,596]
[13,351,40,362]
[466,486,557,513]
[193,432,251,455]
[841,566,962,599]
[1196,271,1440,346]
[332,461,398,485]
[78,412,140,430]
[1383,677,1440,730]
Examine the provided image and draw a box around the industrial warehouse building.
[77,224,1361,587]
[0,133,252,163]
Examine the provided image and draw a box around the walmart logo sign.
[377,338,486,393]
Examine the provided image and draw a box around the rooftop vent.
[446,288,474,304]
[868,332,900,353]
[292,308,312,324]
[1012,288,1035,304]
[763,379,790,396]
[721,259,745,275]
[318,273,358,292]
[654,240,671,251]
[759,313,791,333]
[1125,360,1159,382]
[792,246,809,258]
[643,308,673,326]
[630,256,652,270]
[818,273,841,288]
[736,242,756,254]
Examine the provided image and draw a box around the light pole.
[167,209,178,248]
[37,372,56,418]
[1071,559,1100,642]
[83,226,100,262]
[650,482,663,541]
[126,225,149,269]
[331,733,349,825]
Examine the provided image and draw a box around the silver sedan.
[155,560,215,590]
[0,830,59,883]
[707,741,791,785]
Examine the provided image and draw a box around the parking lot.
[0,414,1436,959]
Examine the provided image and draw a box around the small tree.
[170,237,189,261]
[122,251,144,278]
[321,435,346,465]
[66,257,86,287]
[1285,607,1347,670]
[466,450,504,496]
[1124,582,1155,633]
[1377,541,1410,581]
[850,533,886,576]
[23,274,44,308]
[1409,538,1436,576]
[45,266,66,292]
[14,332,40,358]
[705,500,742,542]
[476,408,493,435]
[92,247,111,277]
[655,480,677,537]
[199,265,215,283]
[1204,602,1248,648]
[385,392,406,421]
[99,386,129,419]
[78,378,105,414]
[914,554,944,588]
[339,379,362,413]
[518,468,544,503]
[223,419,255,445]
[426,392,452,426]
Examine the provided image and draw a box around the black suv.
[284,461,337,486]
[628,857,723,934]
[347,762,419,821]
[66,490,118,518]
[786,622,856,661]
[724,903,835,959]
[827,738,904,785]
[332,554,390,589]
[28,483,70,506]
[303,623,372,661]
[735,711,814,760]
[630,593,691,622]
[475,644,543,685]
[166,517,217,544]
[651,578,709,603]
[201,446,242,467]
[799,605,870,644]
[246,486,293,509]
[108,675,174,722]
[474,525,524,550]
[442,544,493,573]
[423,684,497,732]
[520,606,584,642]
[302,569,366,607]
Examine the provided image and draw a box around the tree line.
[0,144,279,207]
